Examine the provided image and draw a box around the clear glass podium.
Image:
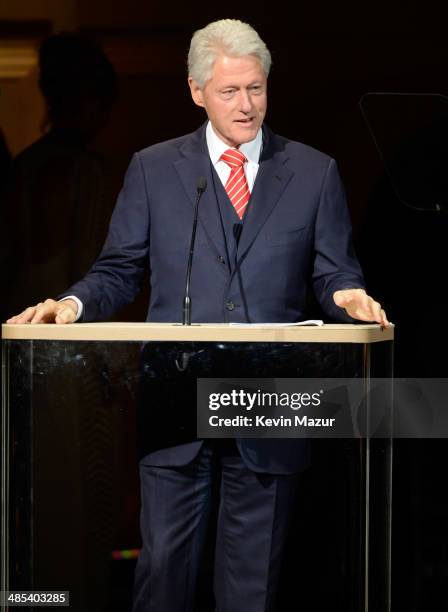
[1,323,393,612]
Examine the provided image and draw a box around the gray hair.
[188,19,272,88]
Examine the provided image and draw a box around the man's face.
[189,54,267,147]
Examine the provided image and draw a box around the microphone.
[182,177,207,325]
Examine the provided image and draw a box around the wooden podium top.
[2,322,394,344]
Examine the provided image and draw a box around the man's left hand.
[333,288,390,327]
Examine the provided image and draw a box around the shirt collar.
[206,121,262,165]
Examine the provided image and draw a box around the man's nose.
[237,89,252,113]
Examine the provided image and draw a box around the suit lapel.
[237,126,294,262]
[173,125,228,264]
[173,124,294,268]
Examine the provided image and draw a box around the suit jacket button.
[217,255,226,264]
[226,301,235,311]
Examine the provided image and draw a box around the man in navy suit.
[9,18,389,612]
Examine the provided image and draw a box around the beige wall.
[0,57,44,156]
[0,0,78,32]
[0,0,78,156]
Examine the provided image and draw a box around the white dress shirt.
[205,121,262,192]
[64,122,263,321]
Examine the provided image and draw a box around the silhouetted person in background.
[4,32,118,318]
[0,127,12,322]
[0,128,11,185]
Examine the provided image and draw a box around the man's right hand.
[6,298,78,325]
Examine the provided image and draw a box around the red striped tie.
[220,149,250,219]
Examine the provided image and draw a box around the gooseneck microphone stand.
[182,176,207,325]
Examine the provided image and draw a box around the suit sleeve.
[312,158,366,322]
[59,153,150,321]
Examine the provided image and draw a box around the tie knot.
[220,148,247,168]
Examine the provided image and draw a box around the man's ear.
[188,77,205,108]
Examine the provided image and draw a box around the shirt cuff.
[59,295,83,322]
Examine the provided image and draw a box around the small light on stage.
[111,548,141,560]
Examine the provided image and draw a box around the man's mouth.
[235,118,254,124]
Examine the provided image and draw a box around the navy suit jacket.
[63,122,365,473]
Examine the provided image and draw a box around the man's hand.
[6,298,78,325]
[333,288,390,327]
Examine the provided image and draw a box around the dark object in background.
[4,32,118,317]
[358,93,448,612]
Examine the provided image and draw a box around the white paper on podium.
[228,320,324,328]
